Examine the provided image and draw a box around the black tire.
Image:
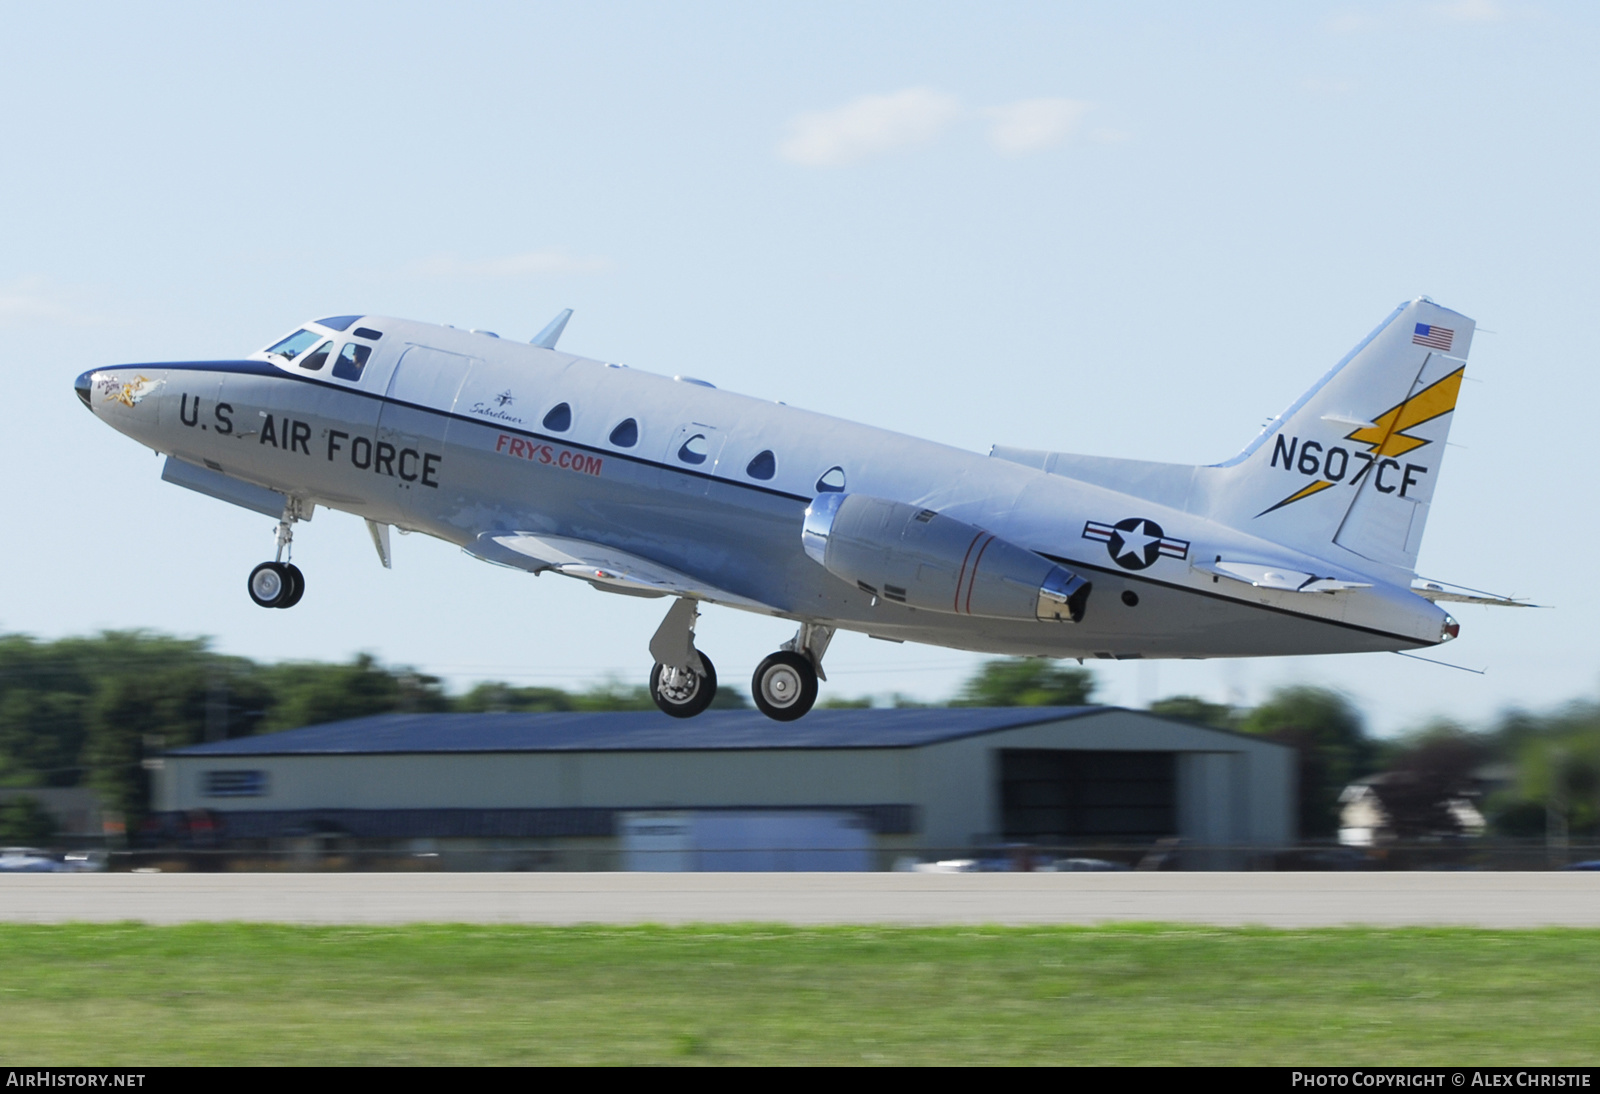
[280,564,305,608]
[247,562,290,608]
[751,651,818,722]
[650,654,717,719]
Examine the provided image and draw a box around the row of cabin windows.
[539,400,844,492]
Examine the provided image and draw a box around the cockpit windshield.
[265,329,322,361]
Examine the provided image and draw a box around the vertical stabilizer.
[1203,298,1474,578]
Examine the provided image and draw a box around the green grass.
[0,923,1595,1065]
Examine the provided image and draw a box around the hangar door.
[999,750,1175,841]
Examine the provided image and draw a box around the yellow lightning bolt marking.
[1343,366,1465,458]
[1257,479,1337,516]
[1255,365,1465,518]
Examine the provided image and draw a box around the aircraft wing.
[464,532,777,612]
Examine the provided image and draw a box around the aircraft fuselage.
[77,313,1456,678]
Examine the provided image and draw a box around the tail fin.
[1205,297,1475,576]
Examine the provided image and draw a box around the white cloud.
[985,98,1090,155]
[1433,0,1504,20]
[778,88,963,167]
[0,276,87,327]
[402,250,613,278]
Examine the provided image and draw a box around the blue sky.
[3,1,1594,733]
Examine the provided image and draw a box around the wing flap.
[465,532,776,611]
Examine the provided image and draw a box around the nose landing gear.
[248,561,304,608]
[248,502,310,609]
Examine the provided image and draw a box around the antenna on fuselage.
[531,308,573,349]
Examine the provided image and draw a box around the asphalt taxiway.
[1,872,1597,928]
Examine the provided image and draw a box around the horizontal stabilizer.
[1412,579,1542,608]
[1196,559,1372,593]
[465,531,776,611]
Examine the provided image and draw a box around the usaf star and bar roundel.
[1083,518,1191,570]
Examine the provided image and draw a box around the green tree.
[1492,705,1600,838]
[952,659,1095,707]
[1370,725,1491,838]
[0,689,87,787]
[456,683,577,713]
[85,674,167,834]
[260,654,450,731]
[1238,686,1373,839]
[1149,695,1237,730]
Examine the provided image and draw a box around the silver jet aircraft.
[74,297,1512,721]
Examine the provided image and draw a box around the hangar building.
[153,707,1294,869]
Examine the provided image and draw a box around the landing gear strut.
[752,622,832,722]
[648,598,717,718]
[248,502,309,609]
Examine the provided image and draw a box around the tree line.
[0,631,1594,845]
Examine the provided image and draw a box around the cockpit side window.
[609,418,639,447]
[265,329,321,361]
[332,342,371,381]
[299,340,333,372]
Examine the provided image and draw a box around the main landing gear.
[751,622,831,722]
[646,601,832,722]
[648,598,717,718]
[248,504,309,609]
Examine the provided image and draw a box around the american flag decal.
[1412,323,1454,352]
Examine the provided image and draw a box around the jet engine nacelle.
[801,493,1090,623]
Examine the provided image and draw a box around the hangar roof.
[169,706,1115,757]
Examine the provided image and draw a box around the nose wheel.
[248,561,304,608]
[248,506,309,609]
[752,652,818,721]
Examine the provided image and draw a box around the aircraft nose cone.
[74,369,94,410]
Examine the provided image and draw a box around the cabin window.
[609,418,639,447]
[332,343,371,381]
[677,433,710,465]
[264,329,321,361]
[315,315,362,331]
[746,450,776,480]
[543,403,572,431]
[353,326,383,340]
[816,466,846,492]
[298,340,333,372]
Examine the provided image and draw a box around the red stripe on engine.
[964,535,995,615]
[953,532,985,612]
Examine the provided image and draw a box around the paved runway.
[1,872,1597,928]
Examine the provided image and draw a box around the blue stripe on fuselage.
[107,359,814,504]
